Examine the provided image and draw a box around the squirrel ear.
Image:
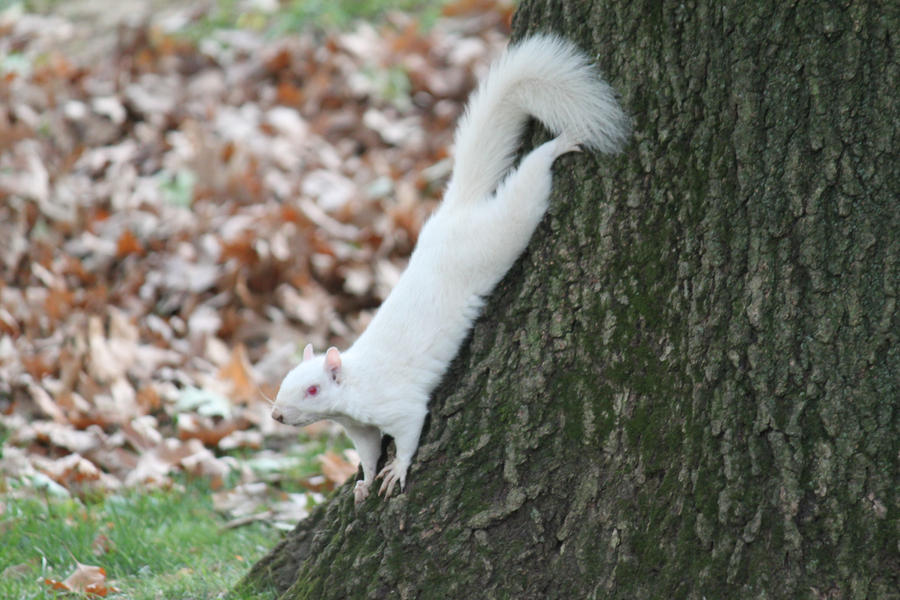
[303,344,314,362]
[325,347,342,381]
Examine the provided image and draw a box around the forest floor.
[0,0,511,596]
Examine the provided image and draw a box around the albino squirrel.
[271,35,630,503]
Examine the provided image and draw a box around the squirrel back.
[446,34,631,204]
[273,35,630,502]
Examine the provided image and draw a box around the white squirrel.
[271,35,630,503]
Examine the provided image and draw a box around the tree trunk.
[238,0,898,598]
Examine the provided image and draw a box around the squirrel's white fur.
[272,35,630,503]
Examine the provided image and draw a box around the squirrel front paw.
[354,480,370,504]
[376,459,408,497]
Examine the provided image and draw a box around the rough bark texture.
[238,0,898,598]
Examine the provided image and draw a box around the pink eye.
[306,385,319,397]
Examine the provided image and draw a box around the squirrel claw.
[376,460,406,497]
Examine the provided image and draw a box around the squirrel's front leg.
[342,423,382,505]
[377,410,426,497]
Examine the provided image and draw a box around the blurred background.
[0,0,512,596]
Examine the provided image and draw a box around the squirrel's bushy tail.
[447,34,630,203]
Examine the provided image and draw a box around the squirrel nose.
[272,407,285,423]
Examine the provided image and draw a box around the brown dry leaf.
[177,413,245,446]
[86,446,139,480]
[27,382,67,423]
[44,561,118,597]
[34,453,120,492]
[124,438,201,487]
[125,437,234,489]
[319,450,359,487]
[121,416,163,452]
[115,229,143,257]
[341,264,373,297]
[0,307,19,335]
[87,316,123,384]
[135,385,163,412]
[217,344,257,403]
[29,421,102,454]
[218,429,264,451]
[91,533,114,557]
[180,446,234,490]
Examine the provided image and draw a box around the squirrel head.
[272,344,343,426]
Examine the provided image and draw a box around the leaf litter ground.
[0,0,510,594]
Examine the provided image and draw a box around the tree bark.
[238,0,898,598]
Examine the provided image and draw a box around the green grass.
[181,0,447,41]
[8,0,449,43]
[0,428,354,599]
[0,481,280,599]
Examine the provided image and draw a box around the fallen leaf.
[177,413,245,446]
[175,387,232,419]
[218,429,264,451]
[217,344,258,403]
[124,438,202,487]
[319,450,358,487]
[115,229,143,257]
[87,316,124,384]
[91,533,114,556]
[29,421,102,454]
[44,561,118,597]
[27,382,67,423]
[33,453,121,492]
